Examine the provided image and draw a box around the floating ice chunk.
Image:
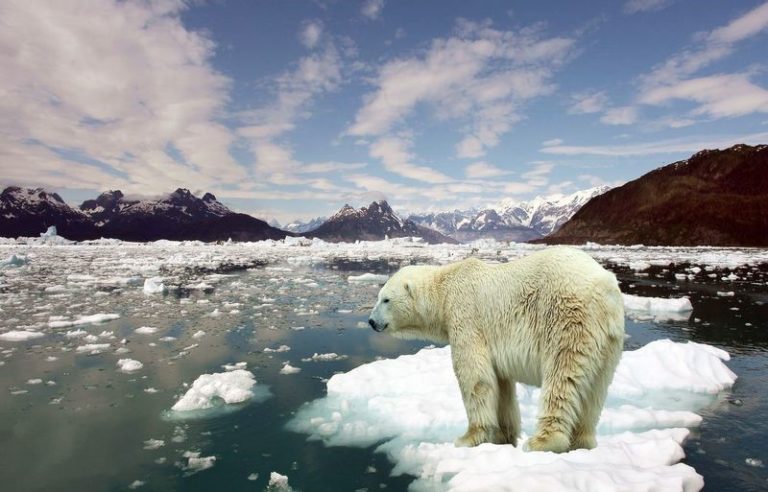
[622,294,693,321]
[143,439,165,450]
[143,277,166,294]
[128,480,145,489]
[144,387,159,394]
[49,313,120,328]
[347,273,389,284]
[180,451,216,475]
[280,362,301,375]
[745,458,764,468]
[27,378,43,385]
[159,336,176,342]
[135,326,158,334]
[222,362,247,371]
[192,330,206,339]
[301,353,348,362]
[171,369,267,413]
[267,472,292,491]
[289,340,736,492]
[40,225,57,237]
[64,329,87,338]
[247,473,259,481]
[716,291,735,297]
[0,254,27,268]
[264,345,291,353]
[76,343,110,354]
[117,358,143,373]
[0,330,45,342]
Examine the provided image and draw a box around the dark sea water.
[0,247,766,491]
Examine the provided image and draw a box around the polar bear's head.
[368,265,439,340]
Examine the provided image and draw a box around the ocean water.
[0,240,766,491]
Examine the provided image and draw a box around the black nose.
[368,318,377,330]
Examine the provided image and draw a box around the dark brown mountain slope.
[542,144,768,246]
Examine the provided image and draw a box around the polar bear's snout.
[368,318,388,332]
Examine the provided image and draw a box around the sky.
[1,0,767,224]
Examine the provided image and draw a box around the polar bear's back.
[439,246,624,385]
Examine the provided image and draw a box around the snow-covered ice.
[623,293,693,321]
[301,352,348,362]
[143,439,165,450]
[170,369,269,414]
[143,277,166,294]
[179,451,216,475]
[0,330,45,342]
[279,362,301,375]
[49,313,120,328]
[117,358,143,372]
[289,340,736,491]
[135,326,158,334]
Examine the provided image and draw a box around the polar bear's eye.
[383,298,390,303]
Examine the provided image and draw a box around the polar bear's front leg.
[451,336,503,447]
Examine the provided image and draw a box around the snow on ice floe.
[169,369,270,416]
[0,330,45,342]
[301,353,348,362]
[135,326,158,334]
[178,451,216,475]
[279,362,301,374]
[117,358,143,372]
[288,340,737,492]
[143,277,166,294]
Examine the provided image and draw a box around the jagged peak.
[202,192,217,202]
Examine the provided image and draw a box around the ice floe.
[0,330,45,342]
[135,326,158,334]
[179,451,216,475]
[143,277,166,294]
[170,369,269,414]
[279,362,301,375]
[49,313,120,328]
[623,293,693,321]
[347,273,389,283]
[117,358,143,372]
[301,352,348,362]
[289,340,736,491]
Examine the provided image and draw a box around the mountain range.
[543,144,768,247]
[407,186,610,242]
[0,187,287,242]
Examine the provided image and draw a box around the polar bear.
[368,246,625,453]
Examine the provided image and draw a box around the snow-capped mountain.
[0,187,98,240]
[0,187,289,242]
[310,200,454,244]
[283,216,327,234]
[80,188,287,242]
[408,186,610,242]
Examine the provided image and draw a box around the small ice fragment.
[64,329,88,338]
[159,336,177,342]
[143,277,166,294]
[301,353,348,362]
[247,473,259,481]
[27,378,43,385]
[45,356,58,362]
[181,451,216,474]
[76,343,110,354]
[171,370,258,412]
[347,273,389,284]
[135,326,158,335]
[222,362,247,371]
[267,472,291,490]
[117,359,143,372]
[0,330,45,342]
[128,480,145,489]
[143,439,165,450]
[746,458,764,467]
[716,291,735,297]
[280,362,301,375]
[264,345,291,353]
[192,330,206,339]
[144,387,159,394]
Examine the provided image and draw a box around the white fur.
[369,246,625,452]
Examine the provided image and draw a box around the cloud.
[347,20,574,159]
[542,138,563,146]
[540,131,768,157]
[624,0,674,14]
[640,72,768,118]
[464,161,510,178]
[600,106,638,125]
[361,0,385,20]
[568,91,608,114]
[369,136,452,183]
[300,19,324,49]
[0,0,244,193]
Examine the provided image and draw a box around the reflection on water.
[0,250,766,491]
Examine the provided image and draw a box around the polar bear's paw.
[524,430,570,453]
[454,425,503,447]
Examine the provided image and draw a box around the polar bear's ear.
[404,279,416,299]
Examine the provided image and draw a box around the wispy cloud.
[624,0,674,14]
[540,131,768,156]
[369,136,452,183]
[600,106,638,125]
[361,0,385,20]
[464,161,510,178]
[299,19,324,49]
[568,91,608,114]
[347,19,575,159]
